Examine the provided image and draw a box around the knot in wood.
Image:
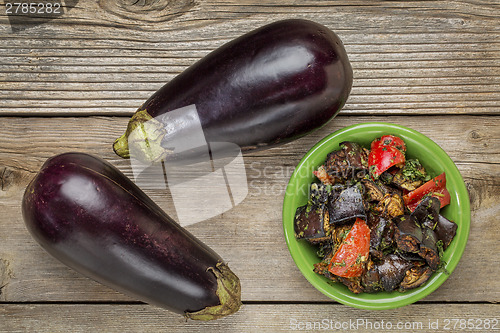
[0,167,14,192]
[100,0,194,24]
[118,0,170,12]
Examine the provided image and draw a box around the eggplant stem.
[113,109,168,163]
[113,133,130,159]
[184,262,242,321]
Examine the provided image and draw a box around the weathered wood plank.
[0,115,498,303]
[1,303,499,332]
[0,0,498,115]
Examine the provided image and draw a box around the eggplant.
[419,227,440,271]
[369,215,389,259]
[338,276,364,294]
[327,185,366,224]
[362,260,383,293]
[411,196,440,229]
[21,153,241,320]
[339,141,369,174]
[294,183,335,242]
[399,264,433,291]
[324,142,369,180]
[294,203,330,243]
[113,19,353,162]
[393,215,423,253]
[396,251,426,262]
[411,196,457,250]
[377,254,413,292]
[362,180,385,202]
[392,170,424,192]
[435,214,458,250]
[309,182,337,206]
[375,193,405,219]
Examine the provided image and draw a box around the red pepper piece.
[403,172,451,212]
[328,218,370,278]
[368,146,405,178]
[371,135,406,152]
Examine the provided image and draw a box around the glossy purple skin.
[142,19,352,150]
[22,153,222,314]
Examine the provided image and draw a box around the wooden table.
[1,1,499,331]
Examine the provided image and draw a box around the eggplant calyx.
[185,262,242,321]
[113,109,168,162]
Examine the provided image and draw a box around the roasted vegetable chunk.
[399,264,433,291]
[412,196,457,250]
[338,276,364,294]
[412,196,441,229]
[377,254,413,292]
[327,218,370,278]
[368,146,405,179]
[309,183,337,206]
[369,215,390,259]
[362,260,383,293]
[393,215,423,253]
[374,193,405,218]
[391,159,430,191]
[419,227,440,271]
[294,204,330,243]
[324,142,369,180]
[435,214,458,250]
[328,185,366,224]
[341,142,370,171]
[362,180,385,202]
[404,173,451,212]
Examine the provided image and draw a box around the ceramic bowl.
[282,122,470,309]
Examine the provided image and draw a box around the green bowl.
[282,122,470,310]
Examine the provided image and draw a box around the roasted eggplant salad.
[294,135,458,294]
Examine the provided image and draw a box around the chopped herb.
[355,254,366,265]
[401,159,430,182]
[332,260,346,267]
[435,240,450,274]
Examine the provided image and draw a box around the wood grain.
[1,0,499,115]
[1,303,499,333]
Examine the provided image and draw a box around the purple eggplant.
[377,254,413,292]
[362,259,383,293]
[412,197,457,250]
[399,264,433,291]
[368,214,389,259]
[435,214,458,250]
[294,204,330,243]
[419,227,440,271]
[22,153,241,320]
[412,196,440,229]
[327,185,366,224]
[324,142,369,181]
[393,215,423,253]
[113,19,352,162]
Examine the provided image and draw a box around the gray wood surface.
[1,304,499,333]
[1,0,499,331]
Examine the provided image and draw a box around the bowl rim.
[282,122,471,310]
